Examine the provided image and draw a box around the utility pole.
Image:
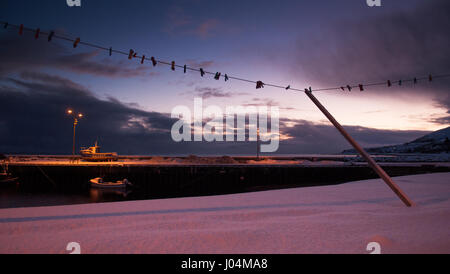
[257,126,260,159]
[304,88,414,207]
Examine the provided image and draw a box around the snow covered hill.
[343,127,450,154]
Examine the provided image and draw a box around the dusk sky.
[0,0,449,155]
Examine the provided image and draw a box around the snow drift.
[0,172,449,254]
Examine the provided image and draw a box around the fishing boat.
[80,141,118,162]
[0,158,18,185]
[90,177,133,189]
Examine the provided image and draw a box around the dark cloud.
[0,71,272,155]
[0,71,179,154]
[53,51,151,78]
[429,111,450,125]
[278,119,430,154]
[295,0,450,84]
[0,72,431,155]
[0,12,439,155]
[292,0,450,122]
[0,32,151,78]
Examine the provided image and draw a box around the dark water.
[0,181,135,209]
[3,164,448,209]
[0,178,339,209]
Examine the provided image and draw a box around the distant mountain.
[343,127,450,154]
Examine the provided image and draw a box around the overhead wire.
[1,20,450,93]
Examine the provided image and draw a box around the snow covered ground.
[0,173,449,254]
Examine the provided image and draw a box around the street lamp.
[67,109,84,156]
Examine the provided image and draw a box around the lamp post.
[67,109,83,157]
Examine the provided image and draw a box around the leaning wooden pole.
[304,88,415,207]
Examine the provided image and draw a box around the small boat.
[90,177,132,189]
[0,172,18,184]
[1,156,18,185]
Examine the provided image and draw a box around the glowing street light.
[67,109,84,156]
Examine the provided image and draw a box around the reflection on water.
[89,188,132,200]
[0,181,135,209]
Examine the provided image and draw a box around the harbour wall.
[8,164,450,199]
